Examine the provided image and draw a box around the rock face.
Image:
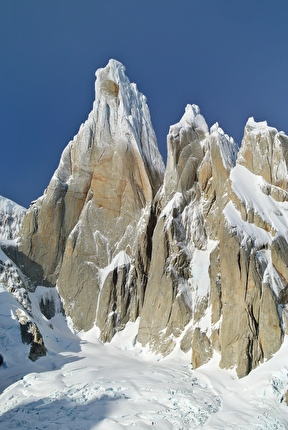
[15,60,288,377]
[138,110,288,377]
[17,309,46,361]
[18,59,165,336]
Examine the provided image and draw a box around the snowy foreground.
[0,283,287,430]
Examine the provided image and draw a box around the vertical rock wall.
[138,107,287,378]
[17,60,165,334]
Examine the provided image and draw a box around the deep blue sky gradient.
[1,1,288,207]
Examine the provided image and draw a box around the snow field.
[0,311,287,429]
[0,340,222,429]
[0,273,287,429]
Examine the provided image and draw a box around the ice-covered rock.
[0,247,48,364]
[0,195,26,240]
[238,117,288,189]
[16,308,46,361]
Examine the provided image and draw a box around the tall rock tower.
[18,60,165,336]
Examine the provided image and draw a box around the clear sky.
[1,1,287,208]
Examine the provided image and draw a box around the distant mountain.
[0,195,26,240]
[1,59,288,380]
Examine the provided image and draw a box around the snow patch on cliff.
[98,250,131,288]
[231,164,288,236]
[224,201,271,247]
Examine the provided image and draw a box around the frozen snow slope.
[0,301,287,429]
[1,225,287,429]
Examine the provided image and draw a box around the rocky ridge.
[138,108,288,377]
[3,60,288,377]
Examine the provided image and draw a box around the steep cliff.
[138,108,288,377]
[17,59,165,336]
[15,60,288,377]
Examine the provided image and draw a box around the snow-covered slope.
[0,306,287,429]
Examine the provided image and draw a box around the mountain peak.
[169,104,209,137]
[95,59,125,101]
[2,60,287,380]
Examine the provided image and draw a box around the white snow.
[98,250,131,288]
[190,240,218,299]
[224,200,271,248]
[161,192,184,220]
[0,277,287,429]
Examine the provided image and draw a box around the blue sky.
[1,1,287,207]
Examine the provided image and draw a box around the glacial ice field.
[0,281,287,430]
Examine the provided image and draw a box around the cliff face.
[17,59,164,336]
[138,108,288,377]
[16,60,288,377]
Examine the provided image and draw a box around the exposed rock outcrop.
[0,258,31,311]
[237,118,288,189]
[16,309,46,361]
